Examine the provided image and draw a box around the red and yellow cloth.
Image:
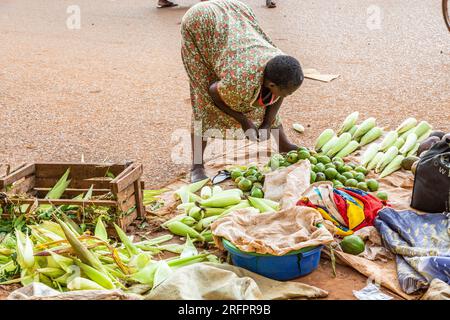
[297,185,386,236]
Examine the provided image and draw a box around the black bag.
[411,137,450,213]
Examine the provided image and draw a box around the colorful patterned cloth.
[297,184,385,237]
[181,0,283,139]
[374,208,450,294]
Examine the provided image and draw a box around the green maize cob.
[399,126,416,140]
[219,200,252,217]
[335,140,359,158]
[67,277,106,291]
[360,143,379,167]
[393,137,405,149]
[400,133,418,154]
[166,221,204,241]
[412,121,432,138]
[36,267,66,278]
[396,117,417,134]
[338,112,359,135]
[248,197,276,213]
[367,152,384,171]
[326,133,352,157]
[315,129,335,151]
[379,131,398,151]
[359,127,383,146]
[200,186,212,199]
[188,206,204,221]
[76,261,116,289]
[320,136,339,155]
[199,193,241,208]
[353,117,376,140]
[380,155,405,178]
[416,129,432,143]
[406,143,420,157]
[375,146,399,173]
[348,125,359,137]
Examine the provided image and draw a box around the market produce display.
[163,179,280,242]
[0,215,216,290]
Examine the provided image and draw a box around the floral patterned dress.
[181,0,284,139]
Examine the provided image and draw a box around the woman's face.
[268,83,300,98]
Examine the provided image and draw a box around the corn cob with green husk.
[321,136,339,155]
[396,117,417,134]
[393,137,405,149]
[338,112,359,135]
[335,140,360,158]
[247,197,276,213]
[406,143,420,157]
[353,117,376,140]
[375,146,399,173]
[315,129,335,151]
[417,129,432,143]
[359,127,383,146]
[367,152,384,171]
[348,125,359,137]
[412,121,432,138]
[380,155,405,178]
[326,133,352,157]
[379,131,398,151]
[360,143,379,167]
[400,133,418,154]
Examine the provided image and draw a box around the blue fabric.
[374,207,450,294]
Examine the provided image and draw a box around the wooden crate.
[0,162,145,230]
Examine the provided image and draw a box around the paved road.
[0,0,449,186]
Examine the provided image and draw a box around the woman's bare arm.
[208,82,258,141]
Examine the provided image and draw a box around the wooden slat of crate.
[117,210,137,231]
[117,192,137,213]
[34,163,126,180]
[34,188,111,198]
[34,177,113,190]
[111,164,143,194]
[7,198,118,207]
[0,163,35,190]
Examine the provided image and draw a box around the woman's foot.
[157,0,178,8]
[278,141,298,153]
[191,165,208,183]
[266,0,276,8]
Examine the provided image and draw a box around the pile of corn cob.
[162,179,280,242]
[360,118,432,177]
[0,214,217,291]
[315,112,384,159]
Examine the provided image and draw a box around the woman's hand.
[240,117,259,141]
[258,123,271,141]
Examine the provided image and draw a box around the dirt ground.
[0,0,449,188]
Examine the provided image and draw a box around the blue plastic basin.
[223,239,323,281]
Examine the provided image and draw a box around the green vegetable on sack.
[326,133,352,158]
[348,125,359,136]
[286,151,298,164]
[396,117,417,134]
[297,149,311,160]
[315,129,335,151]
[379,131,398,151]
[366,179,379,192]
[379,155,404,178]
[400,133,418,154]
[376,191,388,201]
[237,178,252,192]
[367,152,384,171]
[315,172,327,182]
[344,179,358,188]
[247,197,276,213]
[335,140,359,158]
[359,127,383,146]
[375,146,399,174]
[321,136,339,155]
[338,112,359,135]
[340,235,365,255]
[353,117,376,140]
